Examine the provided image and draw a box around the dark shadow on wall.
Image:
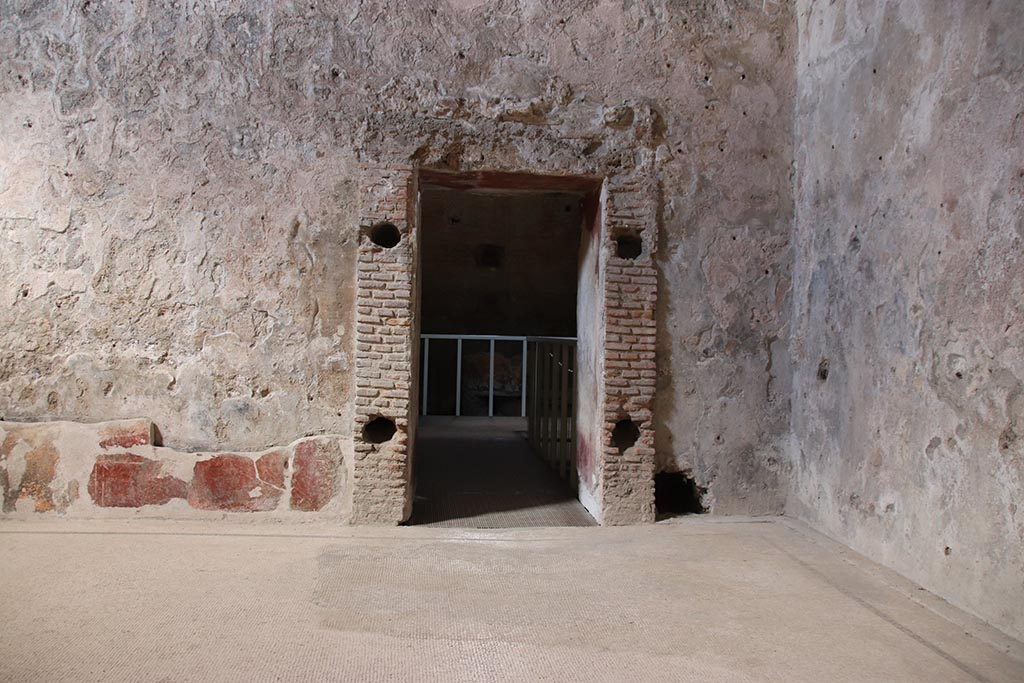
[655,471,707,520]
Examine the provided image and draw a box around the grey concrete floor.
[1,518,1022,683]
[409,417,595,527]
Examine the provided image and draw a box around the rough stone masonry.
[0,0,1021,643]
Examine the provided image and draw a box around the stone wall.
[790,0,1024,641]
[1,418,346,518]
[0,1,796,516]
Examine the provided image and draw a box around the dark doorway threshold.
[408,417,595,528]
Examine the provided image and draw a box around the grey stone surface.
[1,517,1021,682]
[789,0,1024,642]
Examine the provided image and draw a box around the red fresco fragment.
[291,440,337,512]
[98,421,153,449]
[188,454,283,512]
[88,453,186,507]
[256,450,287,489]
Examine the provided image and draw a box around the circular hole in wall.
[616,234,643,260]
[611,418,640,453]
[369,222,401,249]
[362,416,397,444]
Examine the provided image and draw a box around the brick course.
[351,165,418,524]
[599,174,658,524]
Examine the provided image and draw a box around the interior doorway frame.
[350,165,659,526]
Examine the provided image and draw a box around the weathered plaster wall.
[1,417,347,518]
[576,192,604,517]
[1,1,361,453]
[791,0,1024,640]
[1,1,794,513]
[648,5,795,514]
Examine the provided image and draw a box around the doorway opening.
[409,171,600,527]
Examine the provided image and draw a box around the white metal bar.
[420,333,577,342]
[488,338,495,417]
[455,338,463,417]
[528,342,536,444]
[569,348,577,489]
[540,342,547,457]
[547,343,552,456]
[520,338,528,417]
[421,337,430,416]
[559,343,570,479]
[420,334,528,341]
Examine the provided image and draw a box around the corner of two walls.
[789,0,1024,642]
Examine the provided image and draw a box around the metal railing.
[421,334,529,417]
[420,333,578,487]
[420,334,576,418]
[526,337,577,486]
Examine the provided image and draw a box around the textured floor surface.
[407,417,595,527]
[1,518,1022,682]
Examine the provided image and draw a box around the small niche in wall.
[369,222,401,248]
[611,418,640,453]
[655,472,707,517]
[362,416,397,444]
[817,358,830,381]
[474,243,505,270]
[615,233,643,260]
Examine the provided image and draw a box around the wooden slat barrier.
[526,338,577,490]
